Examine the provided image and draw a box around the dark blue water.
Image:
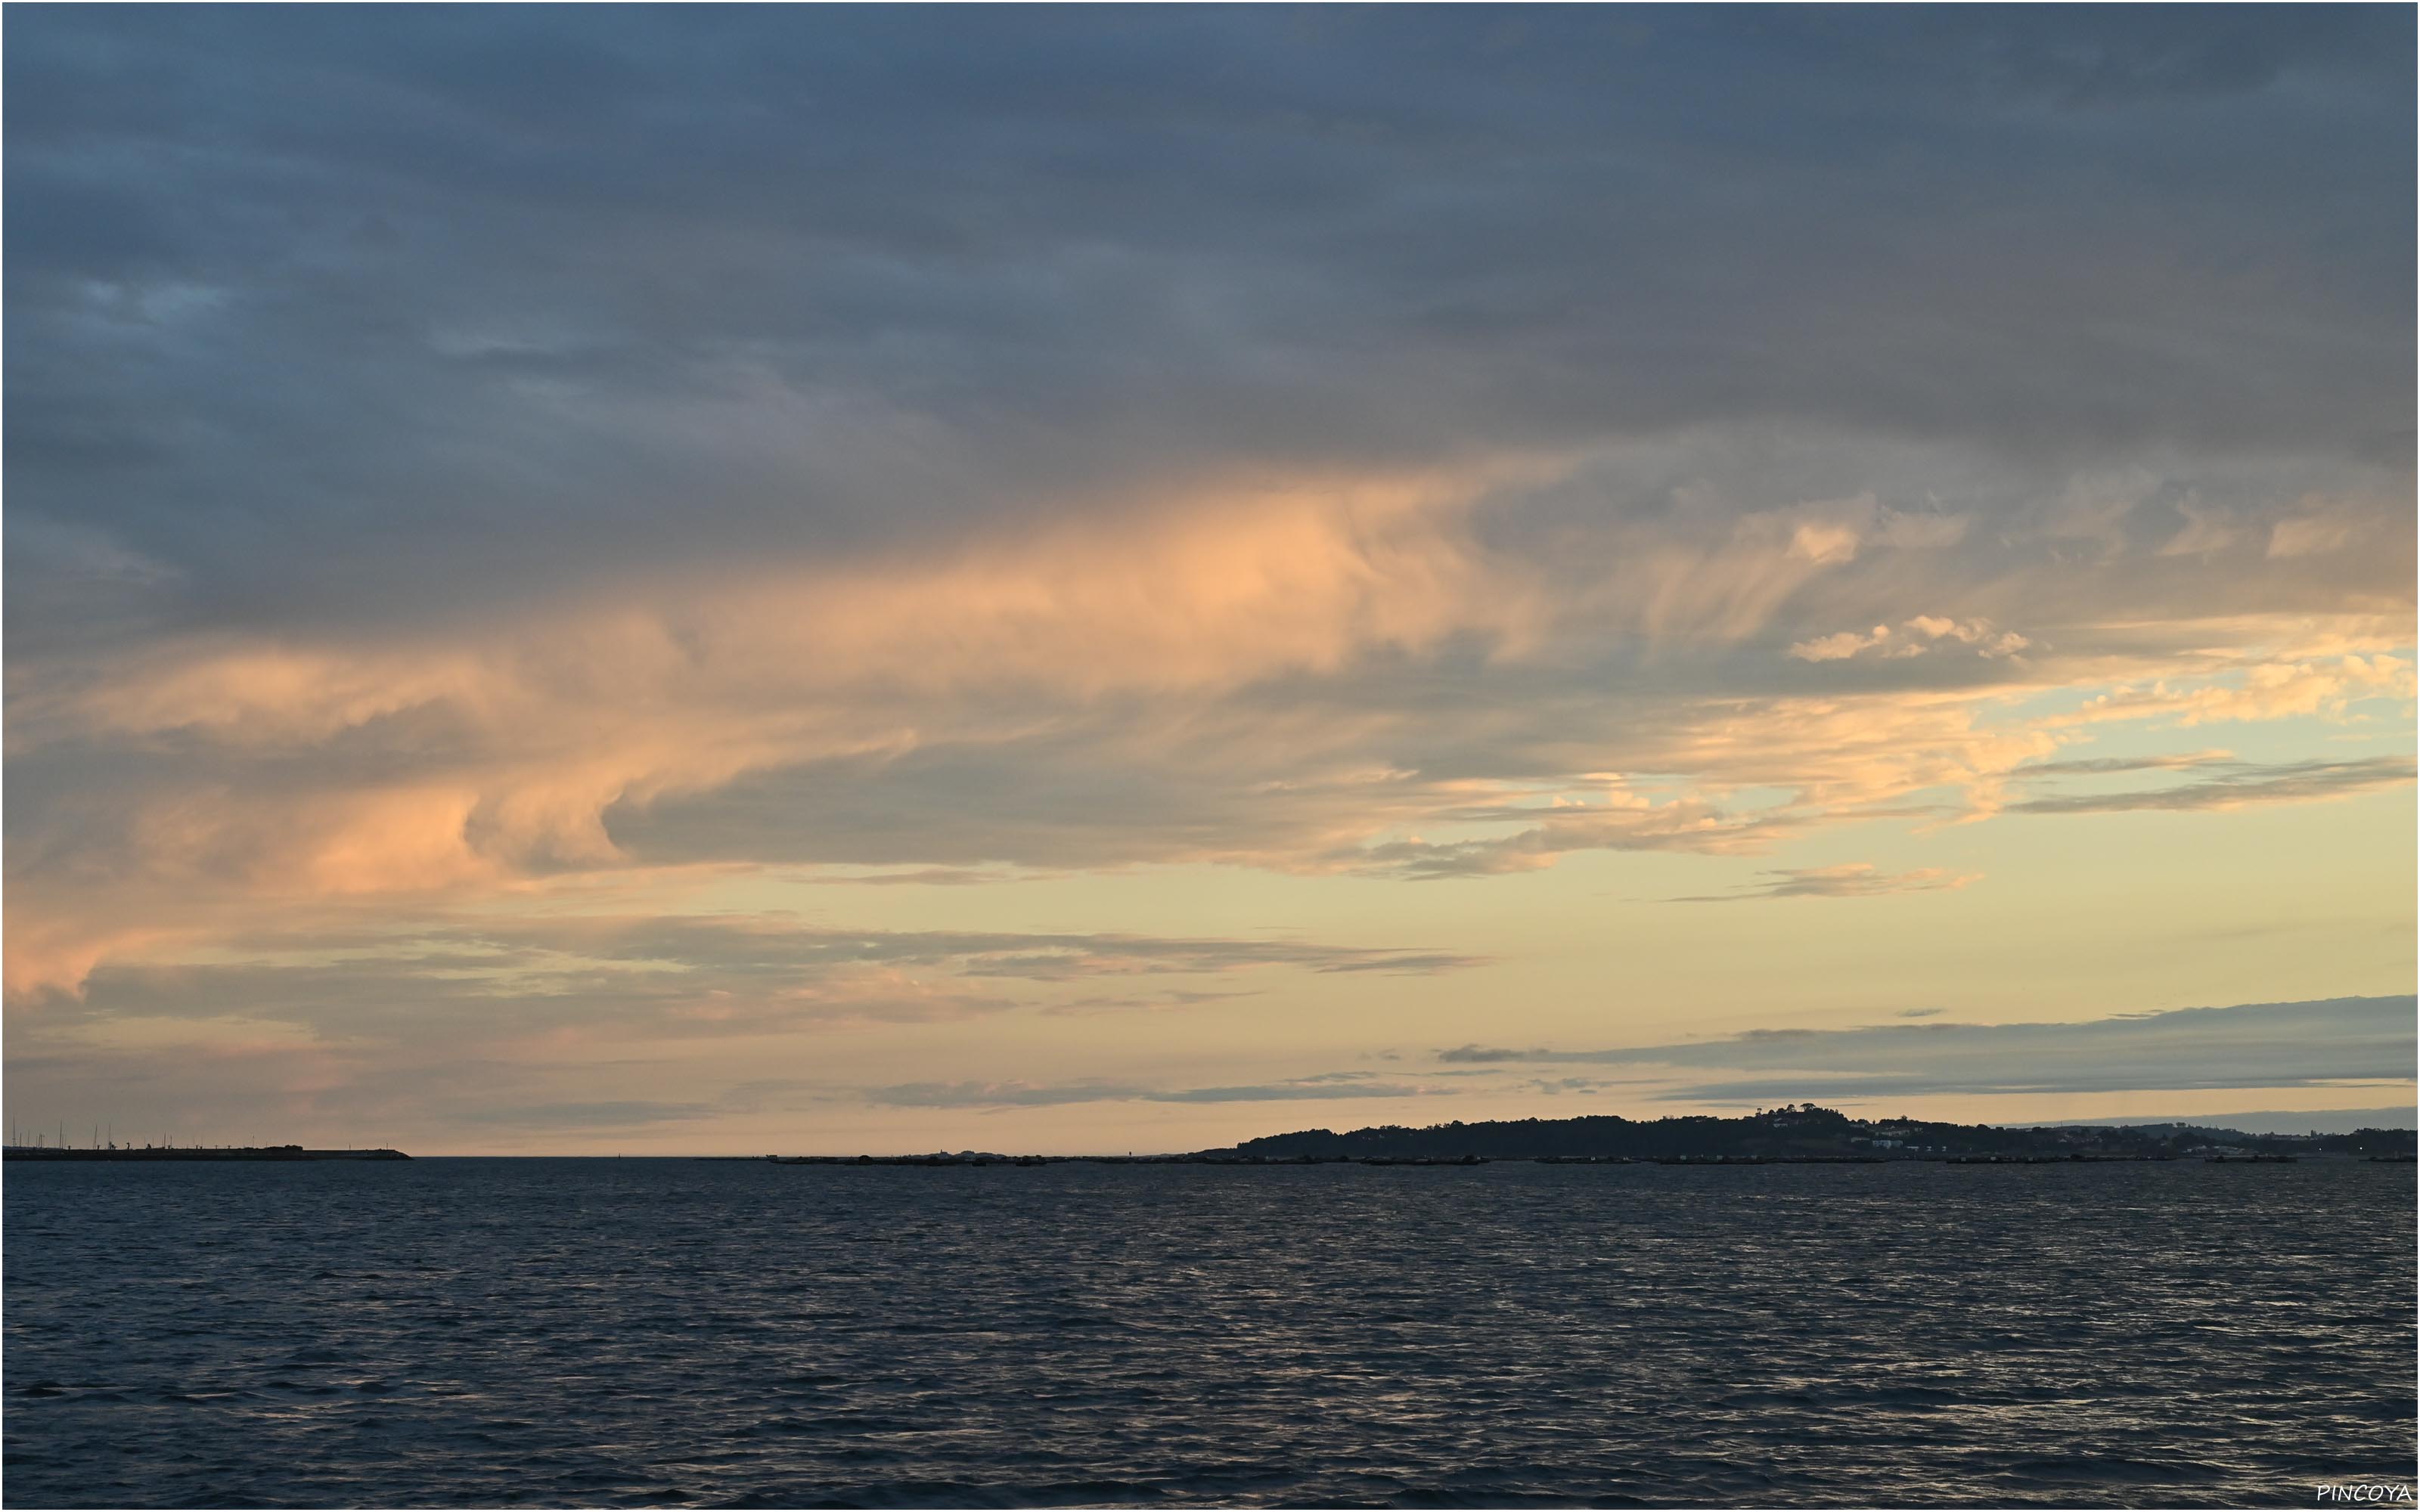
[5,1159,2412,1507]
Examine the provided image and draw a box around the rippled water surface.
[5,1159,2412,1507]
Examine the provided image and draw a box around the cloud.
[1429,996,2417,1101]
[458,1100,714,1129]
[2025,1106,2419,1137]
[863,1077,1453,1110]
[1438,1044,1548,1064]
[9,10,2404,631]
[2006,757,2415,815]
[2052,656,2415,730]
[2,905,1501,1145]
[2010,752,2234,778]
[1663,863,1980,903]
[21,915,1485,1051]
[5,429,2409,995]
[1043,988,1261,1016]
[1520,1076,1635,1096]
[1358,790,1798,880]
[1789,617,2029,664]
[2269,495,2387,559]
[2155,494,2244,558]
[793,867,1035,888]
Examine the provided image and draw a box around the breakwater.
[3,1145,408,1162]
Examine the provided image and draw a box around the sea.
[4,1158,2412,1507]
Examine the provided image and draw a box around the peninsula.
[1207,1103,2416,1163]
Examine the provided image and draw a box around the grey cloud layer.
[1662,864,1976,904]
[8,8,2411,636]
[1435,996,2417,1101]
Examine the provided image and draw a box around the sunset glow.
[8,7,2412,1153]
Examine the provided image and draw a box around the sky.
[5,6,2414,1154]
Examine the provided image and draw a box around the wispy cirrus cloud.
[1662,863,1980,903]
[2007,757,2415,816]
[1358,792,1796,880]
[44,914,1484,1030]
[863,1077,1453,1110]
[2009,752,2235,778]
